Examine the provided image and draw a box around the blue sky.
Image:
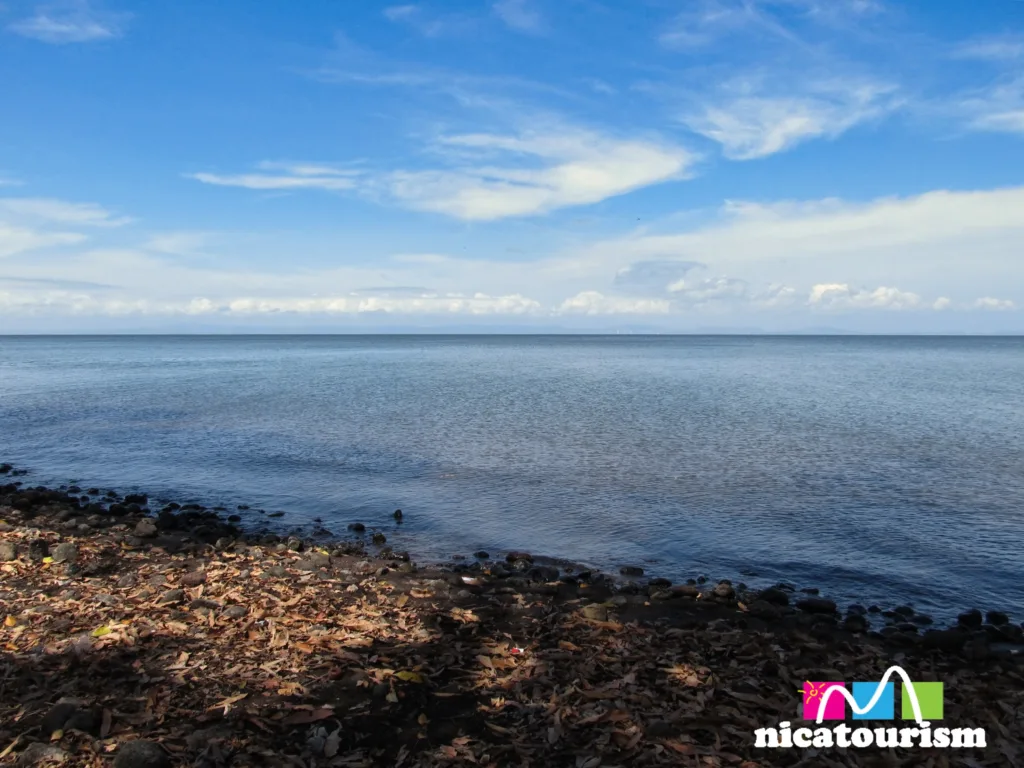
[1,0,1023,332]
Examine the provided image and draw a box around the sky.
[1,0,1023,333]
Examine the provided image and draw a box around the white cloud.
[557,291,672,315]
[0,225,85,258]
[683,81,900,159]
[0,197,130,226]
[962,77,1024,135]
[973,297,1016,311]
[932,297,951,311]
[381,4,473,37]
[8,1,128,44]
[808,283,924,310]
[493,0,543,34]
[385,129,694,220]
[189,168,359,191]
[0,289,543,317]
[954,35,1024,62]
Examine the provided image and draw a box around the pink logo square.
[802,681,846,720]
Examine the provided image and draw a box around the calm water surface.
[1,335,1022,620]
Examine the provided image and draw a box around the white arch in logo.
[813,666,928,725]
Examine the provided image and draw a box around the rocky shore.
[0,465,1021,767]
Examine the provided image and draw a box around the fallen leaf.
[283,708,334,725]
[4,616,15,627]
[396,671,425,683]
[90,626,111,637]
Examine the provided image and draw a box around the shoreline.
[2,464,1022,766]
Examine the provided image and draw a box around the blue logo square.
[852,681,894,720]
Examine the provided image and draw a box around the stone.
[180,571,207,588]
[27,539,49,562]
[371,533,387,545]
[893,605,915,617]
[986,611,1010,626]
[148,574,167,587]
[286,536,304,552]
[0,541,16,561]
[847,604,867,615]
[116,574,137,589]
[581,604,609,621]
[397,562,415,573]
[506,551,533,563]
[648,577,671,588]
[393,509,403,521]
[795,597,837,615]
[670,584,701,598]
[474,550,490,559]
[41,702,80,736]
[113,740,170,768]
[799,587,820,595]
[222,605,248,619]
[712,582,735,600]
[264,565,288,579]
[619,565,644,577]
[958,608,983,628]
[123,494,148,506]
[758,587,790,606]
[843,614,869,633]
[49,542,78,564]
[157,589,185,605]
[294,559,317,572]
[95,594,118,606]
[347,522,365,532]
[134,519,158,538]
[16,743,68,765]
[747,601,782,620]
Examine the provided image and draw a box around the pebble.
[287,536,304,552]
[347,523,366,532]
[474,550,490,559]
[371,533,387,545]
[157,589,185,605]
[648,577,671,588]
[758,588,790,606]
[0,541,16,561]
[264,565,288,579]
[180,571,207,587]
[148,574,167,587]
[712,582,735,600]
[116,574,137,589]
[95,594,119,606]
[113,740,170,768]
[619,566,644,577]
[222,605,248,619]
[16,743,68,766]
[134,519,158,538]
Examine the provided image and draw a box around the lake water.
[1,335,1022,620]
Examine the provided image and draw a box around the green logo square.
[901,682,943,720]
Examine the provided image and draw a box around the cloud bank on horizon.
[1,0,1023,332]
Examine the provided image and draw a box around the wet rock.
[796,597,837,615]
[227,514,241,523]
[371,533,387,545]
[0,541,16,561]
[393,509,403,521]
[619,566,644,577]
[506,551,533,563]
[134,519,158,538]
[347,522,366,532]
[921,627,970,652]
[911,614,933,626]
[123,494,147,506]
[958,608,983,628]
[16,743,68,765]
[893,605,915,618]
[286,536,304,552]
[670,584,701,598]
[843,614,869,633]
[267,511,285,518]
[712,582,735,601]
[757,587,790,606]
[113,740,170,768]
[986,611,1010,626]
[528,565,560,582]
[799,587,819,595]
[847,604,867,615]
[473,550,490,559]
[180,571,207,588]
[27,539,49,562]
[157,589,186,605]
[107,504,127,517]
[222,605,248,619]
[747,601,782,620]
[648,577,671,588]
[0,463,10,474]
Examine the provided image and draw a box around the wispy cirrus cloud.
[189,129,695,220]
[188,162,362,192]
[8,0,129,44]
[0,196,129,258]
[960,76,1024,135]
[953,35,1024,62]
[382,4,475,37]
[493,0,544,34]
[681,78,901,159]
